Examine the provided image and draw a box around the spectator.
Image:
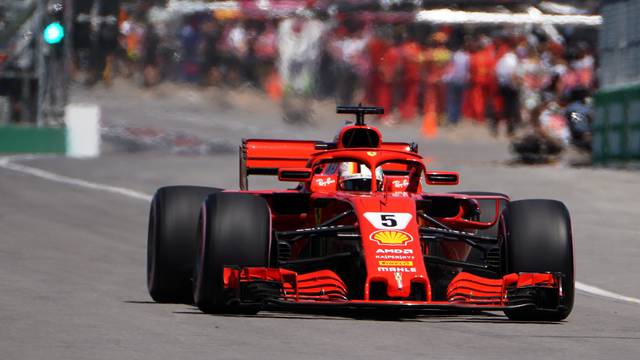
[365,27,389,106]
[278,16,325,123]
[571,42,594,87]
[466,36,495,123]
[254,20,278,88]
[200,19,223,86]
[443,38,470,126]
[332,19,368,105]
[179,17,202,83]
[142,22,160,87]
[377,32,402,122]
[225,20,249,84]
[423,32,450,125]
[495,38,520,136]
[519,47,548,125]
[398,29,422,121]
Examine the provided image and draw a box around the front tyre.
[501,199,574,321]
[147,186,221,303]
[193,193,272,313]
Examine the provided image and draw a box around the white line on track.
[2,154,640,306]
[575,282,640,304]
[0,155,152,201]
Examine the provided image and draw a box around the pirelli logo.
[378,260,414,267]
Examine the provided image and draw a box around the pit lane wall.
[0,104,100,157]
[593,85,640,163]
[0,126,66,154]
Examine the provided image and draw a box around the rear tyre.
[147,186,222,303]
[193,193,271,314]
[501,199,574,321]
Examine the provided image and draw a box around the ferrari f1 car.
[147,105,574,321]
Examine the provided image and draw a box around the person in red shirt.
[398,29,422,121]
[466,37,496,122]
[365,29,389,106]
[377,32,402,121]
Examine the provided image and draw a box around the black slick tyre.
[193,193,271,314]
[500,199,574,321]
[147,186,222,303]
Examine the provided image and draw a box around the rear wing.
[240,139,417,190]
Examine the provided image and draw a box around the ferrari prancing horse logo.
[370,230,414,246]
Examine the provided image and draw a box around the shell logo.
[370,230,413,246]
[366,151,377,157]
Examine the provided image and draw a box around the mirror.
[278,168,312,182]
[425,171,459,185]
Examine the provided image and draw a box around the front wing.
[222,267,567,313]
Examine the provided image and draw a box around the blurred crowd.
[91,9,597,138]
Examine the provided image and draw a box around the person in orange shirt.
[423,32,451,127]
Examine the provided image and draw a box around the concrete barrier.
[65,104,101,158]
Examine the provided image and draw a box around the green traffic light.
[43,22,64,45]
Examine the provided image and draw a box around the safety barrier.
[0,126,66,154]
[0,104,100,157]
[593,84,640,163]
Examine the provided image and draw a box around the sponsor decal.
[367,151,377,157]
[375,249,415,262]
[378,260,414,267]
[392,179,410,189]
[315,177,335,187]
[370,230,414,246]
[376,248,413,254]
[364,212,413,230]
[376,255,414,261]
[377,267,417,273]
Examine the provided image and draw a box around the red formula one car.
[147,105,574,321]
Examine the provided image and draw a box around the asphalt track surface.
[1,83,640,359]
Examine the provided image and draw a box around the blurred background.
[0,0,635,165]
[3,5,640,358]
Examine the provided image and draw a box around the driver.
[338,162,384,191]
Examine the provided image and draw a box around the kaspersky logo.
[369,230,413,246]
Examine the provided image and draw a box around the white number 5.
[364,212,413,230]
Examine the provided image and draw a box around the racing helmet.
[339,162,383,191]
